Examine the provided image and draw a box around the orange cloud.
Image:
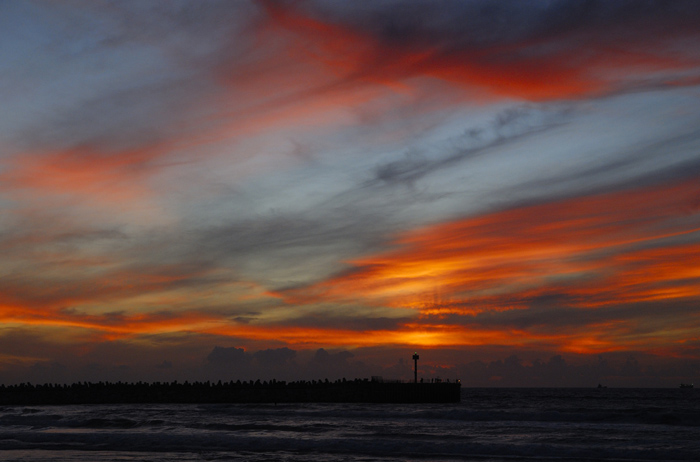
[0,304,653,356]
[0,258,225,311]
[202,318,649,356]
[278,178,700,316]
[0,145,163,208]
[0,301,222,342]
[3,173,697,354]
[204,323,519,348]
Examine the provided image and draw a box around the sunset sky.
[2,0,700,387]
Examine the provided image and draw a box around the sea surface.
[0,388,698,461]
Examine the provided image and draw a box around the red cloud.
[256,1,700,100]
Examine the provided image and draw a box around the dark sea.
[1,388,698,461]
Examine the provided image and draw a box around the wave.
[2,389,699,462]
[199,401,700,427]
[1,426,699,461]
[2,401,699,432]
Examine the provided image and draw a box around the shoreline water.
[1,388,698,461]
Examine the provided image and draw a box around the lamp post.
[412,352,419,383]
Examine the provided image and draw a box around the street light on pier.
[412,352,419,383]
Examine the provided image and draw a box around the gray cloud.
[451,352,700,388]
[156,360,173,370]
[305,0,700,50]
[498,125,700,208]
[420,295,700,339]
[2,0,258,154]
[370,104,573,187]
[275,314,408,332]
[253,347,296,368]
[202,346,373,382]
[190,201,397,287]
[207,346,249,367]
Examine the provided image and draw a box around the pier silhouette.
[0,377,461,405]
[0,353,461,404]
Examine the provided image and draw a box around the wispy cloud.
[275,177,700,353]
[259,0,700,100]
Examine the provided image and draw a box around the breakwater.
[0,379,461,404]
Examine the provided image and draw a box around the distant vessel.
[680,383,694,388]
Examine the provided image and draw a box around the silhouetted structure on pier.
[413,352,419,383]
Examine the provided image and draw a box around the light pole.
[412,352,419,383]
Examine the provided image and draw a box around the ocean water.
[0,388,698,461]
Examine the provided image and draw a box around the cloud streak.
[259,0,700,100]
[275,177,700,354]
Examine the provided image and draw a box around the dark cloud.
[206,346,249,366]
[0,328,212,384]
[27,361,68,385]
[311,348,353,364]
[276,314,407,332]
[451,352,700,387]
[253,347,296,368]
[370,104,572,187]
[193,203,396,286]
[305,348,370,380]
[1,327,698,386]
[4,0,259,154]
[304,0,700,50]
[201,346,374,382]
[498,125,700,208]
[430,298,700,336]
[374,152,429,187]
[263,0,700,100]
